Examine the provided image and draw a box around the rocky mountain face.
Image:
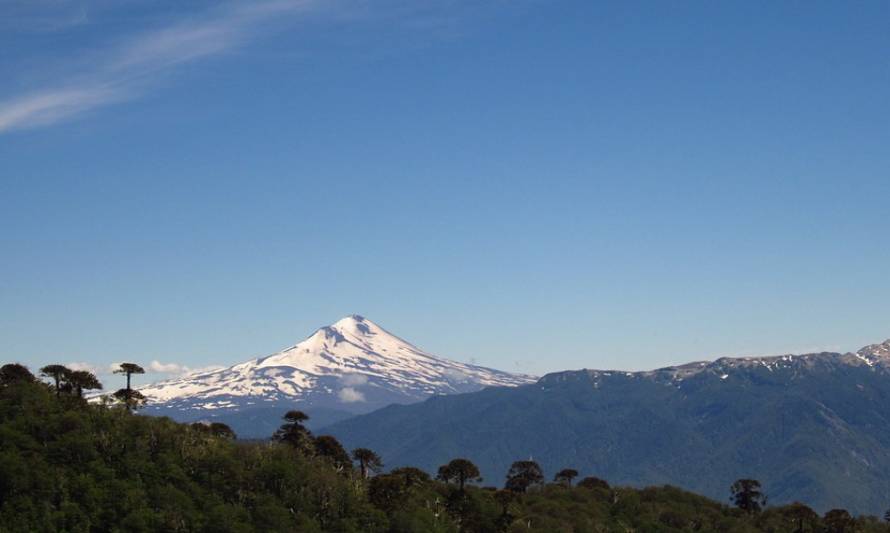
[324,340,890,515]
[139,315,535,436]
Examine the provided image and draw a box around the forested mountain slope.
[326,341,890,515]
[4,361,889,531]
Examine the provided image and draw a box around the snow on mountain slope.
[139,315,536,415]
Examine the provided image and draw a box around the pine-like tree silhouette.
[505,460,544,493]
[273,410,313,453]
[554,468,579,487]
[0,363,35,386]
[113,362,144,390]
[730,479,766,513]
[436,458,482,492]
[190,422,236,439]
[577,476,610,491]
[112,388,146,410]
[40,364,70,397]
[208,422,236,439]
[352,448,383,478]
[112,363,145,410]
[389,467,430,488]
[67,370,102,398]
[823,509,854,533]
[367,474,405,512]
[781,502,818,533]
[314,435,351,470]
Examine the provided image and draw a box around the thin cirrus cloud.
[0,0,314,134]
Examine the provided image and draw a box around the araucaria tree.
[352,448,383,478]
[40,364,71,397]
[730,479,766,513]
[314,435,351,470]
[112,388,146,410]
[389,467,430,488]
[208,422,236,439]
[273,410,313,454]
[113,362,144,391]
[781,502,818,533]
[577,477,610,491]
[823,509,854,533]
[68,370,102,398]
[437,458,482,492]
[505,460,544,493]
[112,362,146,410]
[554,468,579,487]
[0,363,36,386]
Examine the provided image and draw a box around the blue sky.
[1,0,889,387]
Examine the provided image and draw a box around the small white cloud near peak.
[337,387,366,403]
[149,360,184,374]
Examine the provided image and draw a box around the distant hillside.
[325,340,890,515]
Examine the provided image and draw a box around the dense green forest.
[2,362,890,532]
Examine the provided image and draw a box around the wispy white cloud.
[67,361,100,374]
[149,360,183,374]
[148,360,223,377]
[0,2,91,33]
[182,365,225,377]
[0,0,313,133]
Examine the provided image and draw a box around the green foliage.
[2,366,890,532]
[505,460,544,493]
[577,476,610,491]
[112,387,147,410]
[272,409,313,454]
[68,370,103,398]
[314,434,351,470]
[553,468,579,487]
[824,509,855,533]
[437,458,482,491]
[353,447,383,478]
[390,467,431,488]
[40,364,71,396]
[0,363,35,385]
[0,375,397,532]
[731,478,767,513]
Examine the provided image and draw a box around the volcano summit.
[139,315,535,436]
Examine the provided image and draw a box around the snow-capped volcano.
[139,315,535,435]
